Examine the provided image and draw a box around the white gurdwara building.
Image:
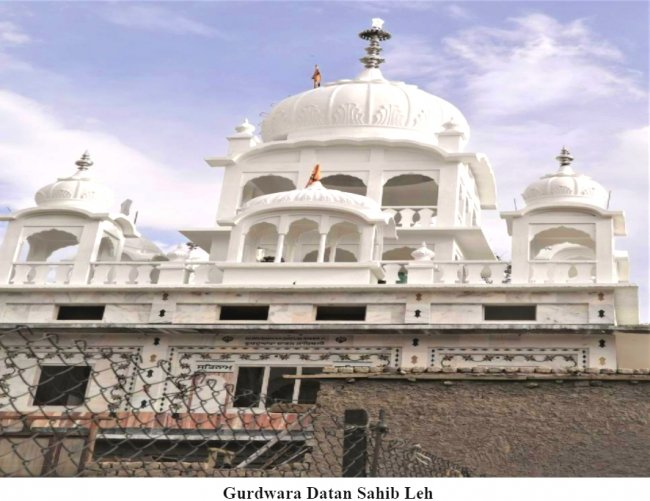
[0,21,647,429]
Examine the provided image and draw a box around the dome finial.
[75,151,93,171]
[359,18,391,69]
[555,146,574,169]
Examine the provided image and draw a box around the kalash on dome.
[0,18,647,478]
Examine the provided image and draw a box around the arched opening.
[18,229,80,262]
[303,248,357,262]
[382,174,438,206]
[530,227,596,261]
[285,218,320,263]
[242,222,279,262]
[325,221,360,262]
[320,174,367,196]
[382,246,417,261]
[382,174,438,228]
[241,176,296,205]
[97,235,118,261]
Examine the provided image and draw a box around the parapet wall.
[316,377,650,477]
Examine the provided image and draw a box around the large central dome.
[260,70,469,146]
[260,20,469,147]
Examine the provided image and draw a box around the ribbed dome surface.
[243,181,384,217]
[35,170,113,212]
[522,165,609,209]
[260,69,469,147]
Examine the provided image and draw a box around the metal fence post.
[369,409,387,477]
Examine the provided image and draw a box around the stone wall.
[316,377,650,477]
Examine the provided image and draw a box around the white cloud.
[0,20,30,46]
[445,4,472,21]
[0,90,219,232]
[101,5,222,38]
[385,13,645,117]
[350,1,435,15]
[0,19,33,72]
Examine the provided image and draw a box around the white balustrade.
[529,261,596,284]
[6,259,598,286]
[382,206,437,228]
[10,263,73,285]
[89,262,160,285]
[188,263,223,285]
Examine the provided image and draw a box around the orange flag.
[306,164,322,187]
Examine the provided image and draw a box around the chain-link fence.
[0,326,475,477]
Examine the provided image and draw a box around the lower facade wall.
[316,379,650,477]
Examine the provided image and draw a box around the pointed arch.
[320,174,367,196]
[241,175,296,205]
[530,226,596,260]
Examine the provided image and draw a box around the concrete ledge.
[2,322,637,334]
[288,372,650,381]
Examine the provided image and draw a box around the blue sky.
[0,1,648,319]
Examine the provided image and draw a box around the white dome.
[34,153,113,213]
[242,181,385,219]
[260,68,469,147]
[522,149,609,209]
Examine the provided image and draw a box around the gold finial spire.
[555,146,574,168]
[359,18,391,69]
[75,151,93,171]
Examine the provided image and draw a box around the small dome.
[522,148,609,209]
[35,152,113,212]
[242,181,386,219]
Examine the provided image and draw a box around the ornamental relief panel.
[411,108,430,129]
[173,347,396,376]
[372,104,406,127]
[331,102,365,125]
[430,347,587,369]
[51,189,73,199]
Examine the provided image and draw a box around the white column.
[367,149,385,204]
[69,222,101,284]
[0,222,23,284]
[317,233,328,263]
[225,226,245,262]
[509,217,529,284]
[359,226,373,261]
[274,233,286,263]
[328,238,339,262]
[436,163,461,226]
[595,218,615,283]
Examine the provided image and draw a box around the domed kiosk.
[218,168,396,285]
[502,148,628,285]
[34,152,114,213]
[0,153,154,285]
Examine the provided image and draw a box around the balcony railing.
[529,261,596,284]
[5,260,603,286]
[382,206,437,229]
[10,263,74,285]
[382,261,511,285]
[89,262,161,285]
